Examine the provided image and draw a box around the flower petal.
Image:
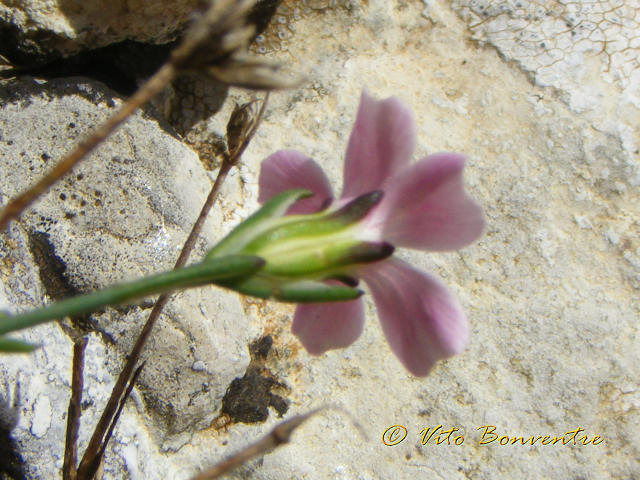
[342,90,416,199]
[258,150,333,214]
[292,298,365,355]
[380,152,485,251]
[360,258,469,376]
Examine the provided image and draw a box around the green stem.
[0,336,38,352]
[0,255,264,335]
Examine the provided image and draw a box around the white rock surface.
[450,0,640,162]
[0,0,638,479]
[0,78,255,477]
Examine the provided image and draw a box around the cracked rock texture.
[0,0,639,479]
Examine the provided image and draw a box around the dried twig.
[76,94,269,479]
[0,0,297,231]
[191,405,366,480]
[81,363,145,480]
[75,169,230,479]
[191,408,323,480]
[63,337,88,480]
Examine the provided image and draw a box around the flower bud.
[226,100,260,160]
[206,189,392,302]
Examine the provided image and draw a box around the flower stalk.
[0,255,265,337]
[0,187,392,342]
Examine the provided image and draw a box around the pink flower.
[258,90,484,376]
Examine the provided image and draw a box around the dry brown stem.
[191,408,322,480]
[76,93,269,479]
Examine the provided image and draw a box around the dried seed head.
[172,0,302,90]
[206,54,302,90]
[172,0,257,69]
[226,99,260,159]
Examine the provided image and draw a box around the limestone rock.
[0,77,255,477]
[0,0,200,62]
[193,1,639,478]
[0,0,638,479]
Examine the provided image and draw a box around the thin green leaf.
[0,254,264,336]
[0,336,39,353]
